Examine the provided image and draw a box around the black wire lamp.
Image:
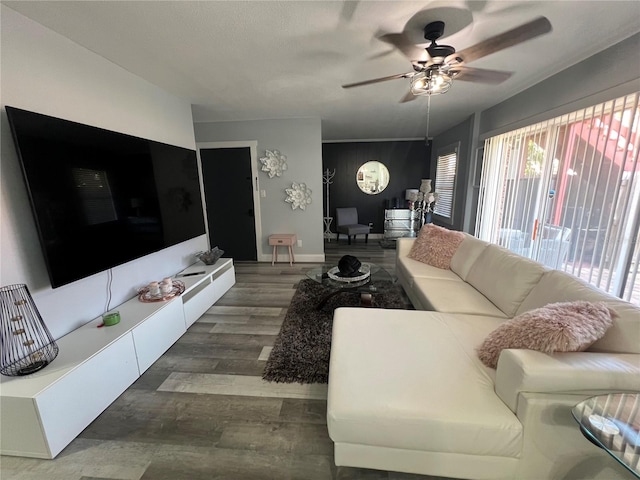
[0,284,59,376]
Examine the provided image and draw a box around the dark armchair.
[335,207,371,245]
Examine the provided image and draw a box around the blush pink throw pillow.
[477,301,616,369]
[408,224,465,269]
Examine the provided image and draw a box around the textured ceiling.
[4,1,640,140]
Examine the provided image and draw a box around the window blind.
[434,147,458,220]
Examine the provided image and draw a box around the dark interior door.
[200,147,257,261]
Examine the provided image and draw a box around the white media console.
[0,258,235,459]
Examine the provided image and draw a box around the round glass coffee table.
[572,393,640,478]
[305,262,394,309]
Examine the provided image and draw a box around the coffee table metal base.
[316,288,374,310]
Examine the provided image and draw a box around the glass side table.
[572,393,640,478]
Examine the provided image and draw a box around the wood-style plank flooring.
[0,241,446,480]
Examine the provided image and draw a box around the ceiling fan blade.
[451,66,513,84]
[400,90,417,103]
[339,0,359,24]
[342,72,414,89]
[378,32,432,65]
[447,16,552,64]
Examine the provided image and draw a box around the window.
[434,143,459,223]
[477,92,640,305]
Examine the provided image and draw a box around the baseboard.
[259,253,325,263]
[324,233,384,241]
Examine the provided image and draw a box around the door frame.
[196,140,263,261]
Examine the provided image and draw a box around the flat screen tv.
[6,106,206,288]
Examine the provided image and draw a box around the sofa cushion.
[450,234,490,281]
[413,277,508,318]
[328,308,523,458]
[442,313,507,381]
[477,301,615,368]
[397,255,462,288]
[517,269,640,354]
[408,224,465,269]
[395,237,415,258]
[466,245,547,317]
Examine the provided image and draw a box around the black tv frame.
[6,106,206,288]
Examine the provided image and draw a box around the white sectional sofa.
[327,233,640,480]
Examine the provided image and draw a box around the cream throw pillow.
[477,301,616,368]
[408,224,465,270]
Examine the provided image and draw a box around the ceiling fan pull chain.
[425,93,432,141]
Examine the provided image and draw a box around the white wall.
[193,118,325,261]
[0,6,207,338]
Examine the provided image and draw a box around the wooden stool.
[269,234,297,266]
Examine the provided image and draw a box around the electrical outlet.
[260,190,266,198]
[368,222,374,227]
[297,239,302,247]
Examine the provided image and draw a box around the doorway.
[198,141,262,261]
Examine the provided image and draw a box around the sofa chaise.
[327,231,640,479]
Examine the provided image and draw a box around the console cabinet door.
[131,300,185,374]
[36,334,139,458]
[183,279,217,328]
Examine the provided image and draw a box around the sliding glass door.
[477,92,640,305]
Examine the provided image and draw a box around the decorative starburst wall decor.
[260,149,288,178]
[285,182,312,210]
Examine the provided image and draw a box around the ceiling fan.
[343,16,552,101]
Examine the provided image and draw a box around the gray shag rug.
[262,278,406,384]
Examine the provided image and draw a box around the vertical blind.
[477,92,640,305]
[434,144,458,221]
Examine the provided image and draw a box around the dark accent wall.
[322,141,430,233]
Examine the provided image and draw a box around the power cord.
[104,268,113,314]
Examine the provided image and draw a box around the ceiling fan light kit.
[410,69,453,96]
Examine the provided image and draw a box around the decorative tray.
[327,263,371,283]
[138,280,185,303]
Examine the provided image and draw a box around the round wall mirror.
[356,161,390,195]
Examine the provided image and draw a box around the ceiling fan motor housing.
[427,44,456,60]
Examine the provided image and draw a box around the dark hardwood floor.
[0,240,444,480]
